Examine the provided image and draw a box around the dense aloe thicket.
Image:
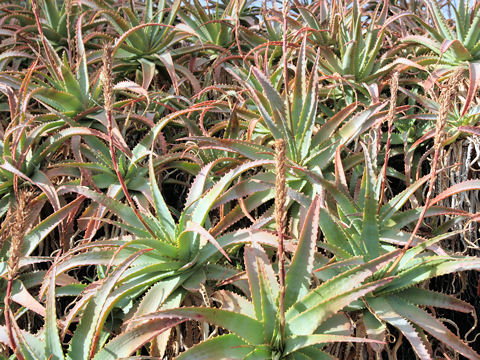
[1,0,480,359]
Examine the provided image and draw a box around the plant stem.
[102,45,157,239]
[282,0,295,161]
[275,138,287,342]
[4,192,28,360]
[378,72,399,212]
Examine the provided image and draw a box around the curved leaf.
[386,296,480,360]
[175,334,250,360]
[131,307,264,345]
[93,318,184,360]
[285,195,321,309]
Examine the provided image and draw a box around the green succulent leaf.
[149,154,175,239]
[287,249,401,321]
[67,249,151,360]
[383,296,480,360]
[93,317,185,360]
[367,296,432,359]
[284,334,382,356]
[286,277,392,336]
[285,195,321,309]
[175,334,250,360]
[131,307,265,345]
[45,266,64,360]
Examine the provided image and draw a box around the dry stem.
[275,138,287,342]
[4,190,32,360]
[102,43,156,242]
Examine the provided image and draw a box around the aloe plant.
[47,158,278,347]
[103,0,182,61]
[404,0,480,66]
[187,38,391,234]
[319,1,399,83]
[402,0,480,118]
[1,250,186,360]
[27,30,100,119]
[99,0,206,94]
[29,0,107,48]
[310,149,480,359]
[177,0,242,48]
[127,196,400,359]
[400,85,480,142]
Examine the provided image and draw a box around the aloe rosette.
[310,149,480,359]
[32,158,280,357]
[127,196,400,360]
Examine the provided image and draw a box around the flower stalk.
[275,138,287,342]
[378,71,399,212]
[4,191,31,360]
[102,44,156,239]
